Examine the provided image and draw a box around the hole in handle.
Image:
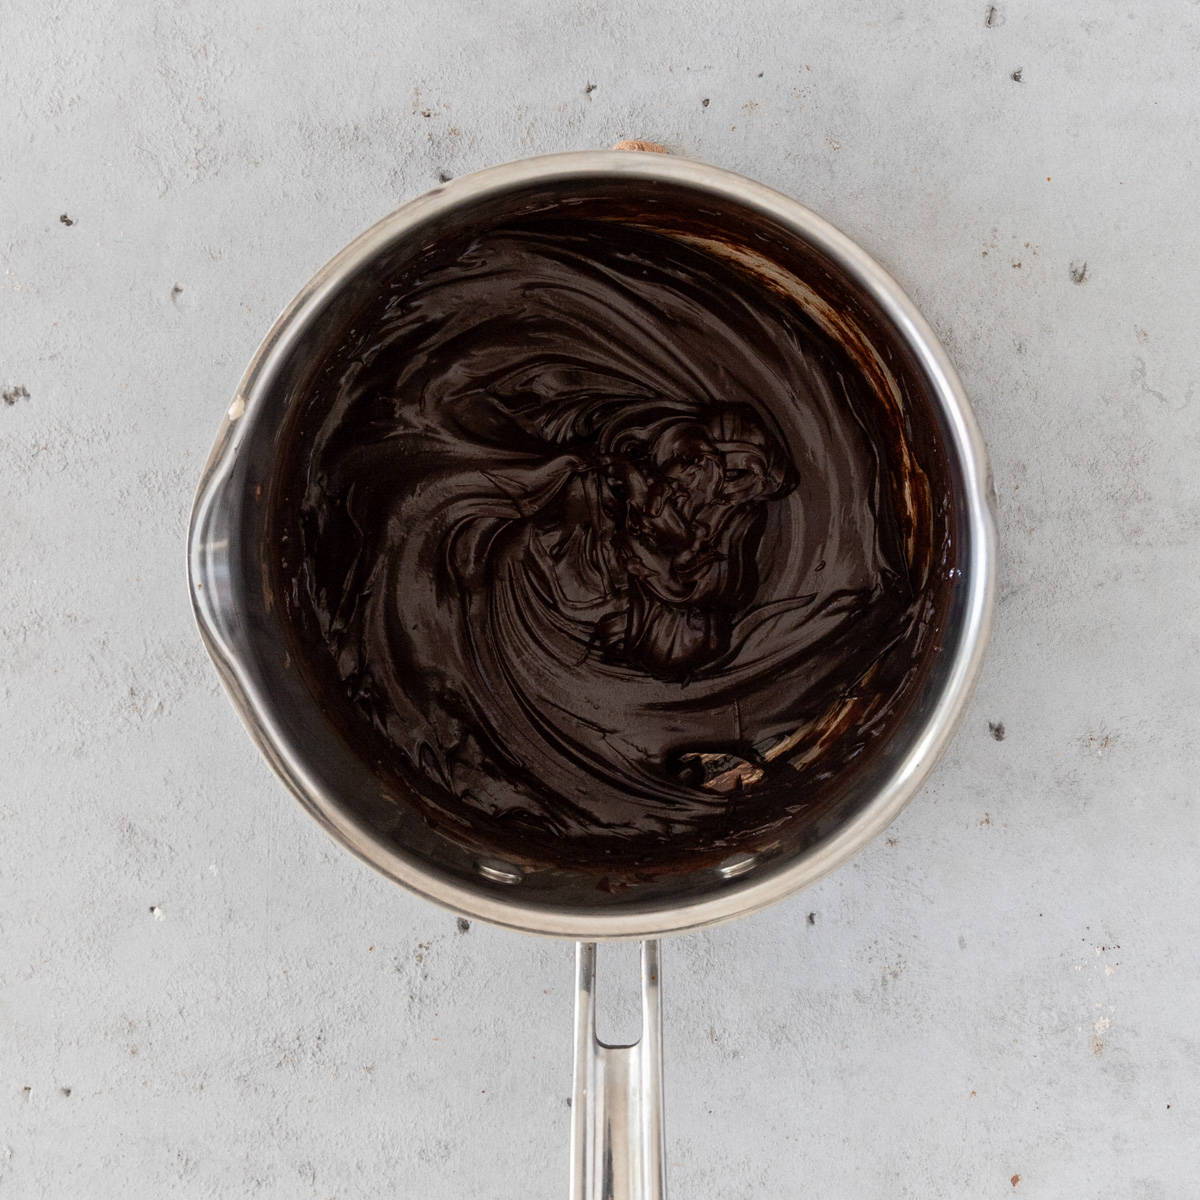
[593,941,645,1047]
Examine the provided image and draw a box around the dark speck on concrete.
[59,213,74,226]
[807,912,816,925]
[438,171,453,183]
[170,284,183,302]
[1069,260,1089,284]
[456,917,470,933]
[757,71,764,77]
[985,5,999,26]
[3,385,30,406]
[61,1087,72,1097]
[566,1096,572,1107]
[420,108,432,118]
[702,97,710,108]
[585,82,597,95]
[1011,67,1023,82]
[989,721,1006,741]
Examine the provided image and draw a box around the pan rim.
[188,150,996,939]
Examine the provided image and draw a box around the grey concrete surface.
[2,1,1199,1196]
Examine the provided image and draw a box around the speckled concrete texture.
[3,1,1199,1196]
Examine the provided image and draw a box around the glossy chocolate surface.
[270,210,954,878]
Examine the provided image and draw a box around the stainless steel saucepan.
[188,150,995,1199]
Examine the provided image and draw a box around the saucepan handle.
[570,941,666,1200]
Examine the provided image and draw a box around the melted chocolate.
[271,213,953,877]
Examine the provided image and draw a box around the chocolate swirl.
[271,216,952,874]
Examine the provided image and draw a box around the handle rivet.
[716,853,758,880]
[476,859,524,885]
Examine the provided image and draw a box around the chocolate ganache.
[271,209,954,877]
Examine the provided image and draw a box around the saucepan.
[187,149,995,1198]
